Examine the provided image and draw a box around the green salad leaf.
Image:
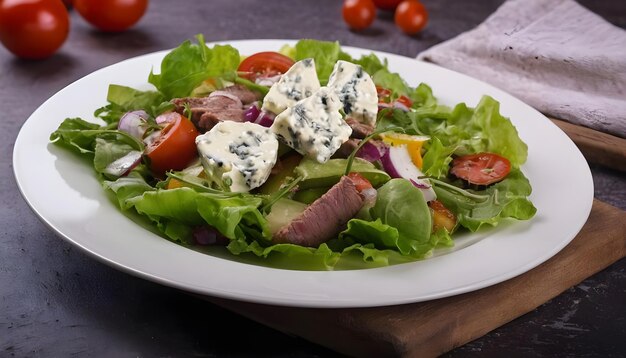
[49,36,537,271]
[148,34,240,99]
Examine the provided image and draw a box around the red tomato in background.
[74,0,148,32]
[394,0,428,35]
[450,153,512,186]
[0,0,70,59]
[238,52,295,81]
[342,0,376,31]
[145,112,199,176]
[372,0,403,11]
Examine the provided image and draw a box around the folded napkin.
[417,0,626,138]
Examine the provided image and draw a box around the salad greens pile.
[50,35,536,270]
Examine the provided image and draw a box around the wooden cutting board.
[207,122,626,357]
[209,200,626,357]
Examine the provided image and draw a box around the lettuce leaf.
[341,179,432,256]
[148,34,240,99]
[294,39,343,84]
[433,170,537,231]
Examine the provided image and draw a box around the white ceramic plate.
[13,40,593,308]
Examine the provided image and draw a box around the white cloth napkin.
[417,0,626,138]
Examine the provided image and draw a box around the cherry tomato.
[450,153,511,186]
[372,0,403,11]
[237,52,295,81]
[347,172,374,192]
[394,0,428,35]
[376,86,413,108]
[145,112,199,176]
[428,200,457,233]
[74,0,148,32]
[0,0,69,59]
[342,0,376,31]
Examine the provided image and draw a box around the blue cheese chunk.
[195,122,278,193]
[262,58,321,115]
[327,60,378,126]
[271,87,352,163]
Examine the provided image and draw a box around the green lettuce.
[432,170,537,231]
[340,179,432,256]
[148,34,240,99]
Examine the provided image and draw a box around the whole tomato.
[74,0,148,32]
[394,0,428,35]
[342,0,376,31]
[0,0,70,59]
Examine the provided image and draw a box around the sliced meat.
[346,117,375,139]
[273,176,365,247]
[334,138,360,159]
[171,85,261,132]
[220,84,261,105]
[172,95,244,132]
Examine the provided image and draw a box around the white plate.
[13,40,593,308]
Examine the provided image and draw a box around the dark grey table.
[3,1,625,356]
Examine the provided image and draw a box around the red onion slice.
[243,103,261,122]
[381,145,436,201]
[209,90,243,107]
[254,110,275,127]
[192,226,229,246]
[255,74,282,87]
[118,110,149,139]
[103,150,142,177]
[356,141,388,162]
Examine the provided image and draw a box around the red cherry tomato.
[347,172,373,192]
[74,0,148,32]
[376,86,413,108]
[372,0,403,11]
[237,52,295,81]
[0,0,69,59]
[450,153,512,186]
[145,112,199,176]
[342,0,376,31]
[394,0,428,35]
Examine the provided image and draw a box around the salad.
[50,36,536,270]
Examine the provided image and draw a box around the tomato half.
[376,86,413,108]
[347,172,374,192]
[74,0,148,32]
[238,52,295,81]
[450,153,511,186]
[0,0,69,59]
[394,0,428,35]
[145,113,199,176]
[342,0,376,31]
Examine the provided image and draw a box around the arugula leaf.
[432,170,537,231]
[50,118,144,155]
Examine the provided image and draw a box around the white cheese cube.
[196,122,279,193]
[262,58,321,115]
[327,60,378,126]
[271,87,352,163]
